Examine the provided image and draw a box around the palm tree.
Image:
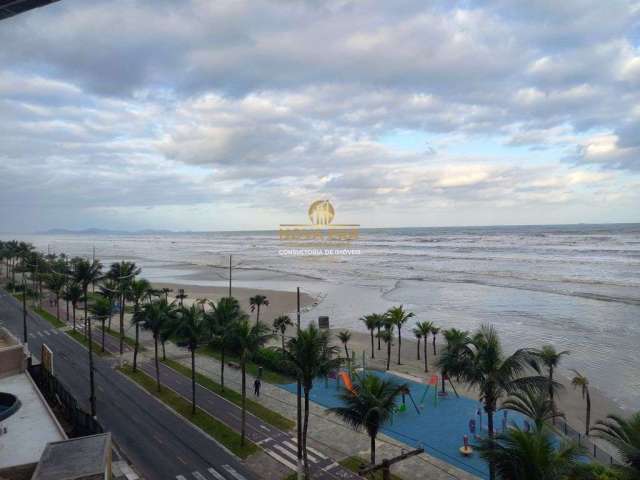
[208,297,247,392]
[74,259,103,331]
[386,305,414,365]
[414,321,433,372]
[160,287,173,302]
[45,273,65,321]
[430,326,440,356]
[377,328,394,371]
[99,279,118,330]
[273,315,293,351]
[175,288,188,306]
[129,278,152,372]
[108,261,141,355]
[360,314,378,359]
[73,258,103,417]
[438,325,546,480]
[592,412,640,478]
[502,387,564,430]
[533,345,569,424]
[570,370,591,436]
[412,326,422,361]
[372,313,386,351]
[337,330,351,359]
[172,305,208,414]
[249,294,269,325]
[135,299,177,391]
[90,296,113,353]
[232,318,272,446]
[284,323,340,476]
[65,282,83,331]
[438,328,470,391]
[477,425,583,480]
[329,373,407,464]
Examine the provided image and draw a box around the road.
[0,288,257,480]
[141,362,361,480]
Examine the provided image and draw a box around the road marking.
[192,471,207,480]
[222,465,247,480]
[207,468,226,480]
[177,456,187,465]
[44,330,51,335]
[264,449,297,471]
[176,476,187,480]
[282,440,319,463]
[153,434,164,445]
[259,425,270,432]
[324,462,340,471]
[272,443,299,462]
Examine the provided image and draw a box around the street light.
[87,314,97,418]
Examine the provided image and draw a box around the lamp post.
[88,314,97,417]
[22,277,27,343]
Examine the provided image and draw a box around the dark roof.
[0,0,60,21]
[31,433,111,480]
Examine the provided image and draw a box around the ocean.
[3,223,640,410]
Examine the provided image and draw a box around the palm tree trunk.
[549,368,556,425]
[302,388,311,478]
[585,391,591,436]
[370,433,376,465]
[282,333,286,352]
[66,296,69,323]
[417,337,421,360]
[256,305,260,326]
[432,335,437,355]
[487,407,495,480]
[56,293,60,319]
[344,343,349,359]
[162,341,166,361]
[240,361,246,446]
[370,330,374,359]
[220,345,226,392]
[386,341,391,370]
[133,323,139,372]
[397,327,402,365]
[191,348,196,415]
[101,321,105,352]
[377,327,381,350]
[72,304,76,331]
[424,339,428,372]
[154,336,161,392]
[119,292,125,355]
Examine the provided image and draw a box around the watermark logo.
[278,200,360,256]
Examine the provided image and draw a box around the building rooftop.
[0,372,65,470]
[0,0,60,21]
[31,433,111,480]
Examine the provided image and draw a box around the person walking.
[253,377,261,397]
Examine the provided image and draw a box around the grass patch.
[340,456,404,480]
[66,329,111,357]
[200,345,292,385]
[34,307,66,328]
[163,358,294,431]
[118,365,258,459]
[103,326,144,350]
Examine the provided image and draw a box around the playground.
[279,370,530,479]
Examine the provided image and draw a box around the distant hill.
[39,228,178,235]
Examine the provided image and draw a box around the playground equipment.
[338,371,355,393]
[459,435,473,457]
[419,374,460,407]
[398,386,420,414]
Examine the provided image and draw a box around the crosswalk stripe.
[176,475,187,480]
[207,468,226,480]
[44,330,51,335]
[222,465,247,480]
[264,449,297,471]
[192,471,207,480]
[272,444,299,462]
[282,441,318,463]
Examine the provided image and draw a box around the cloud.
[0,0,639,230]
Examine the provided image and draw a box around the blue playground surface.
[279,370,530,479]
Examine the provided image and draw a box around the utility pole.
[88,314,97,417]
[228,255,232,298]
[296,287,303,480]
[22,277,27,343]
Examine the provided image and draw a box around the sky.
[1,0,639,232]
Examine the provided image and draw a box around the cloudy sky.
[1,0,639,232]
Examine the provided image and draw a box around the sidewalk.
[172,351,479,480]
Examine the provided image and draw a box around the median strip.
[162,358,295,431]
[66,329,112,357]
[118,365,259,459]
